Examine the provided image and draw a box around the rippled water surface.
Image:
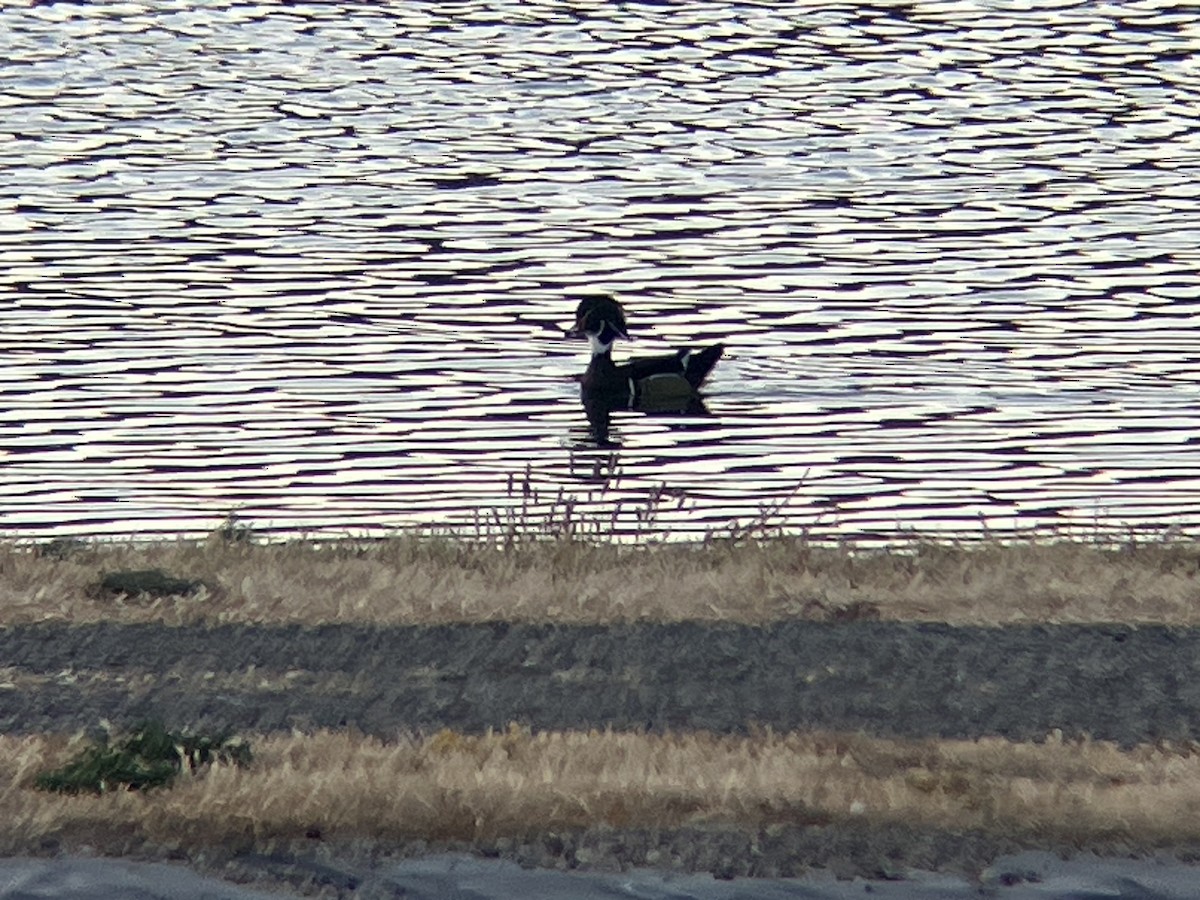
[3,0,1200,540]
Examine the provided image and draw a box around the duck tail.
[685,344,724,387]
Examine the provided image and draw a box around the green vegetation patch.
[35,722,252,795]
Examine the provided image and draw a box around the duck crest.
[570,295,629,343]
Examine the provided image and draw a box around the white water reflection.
[1,1,1200,540]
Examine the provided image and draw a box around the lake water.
[2,0,1199,542]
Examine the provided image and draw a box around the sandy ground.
[5,619,1200,896]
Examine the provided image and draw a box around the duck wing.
[620,345,724,388]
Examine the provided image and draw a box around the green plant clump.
[35,722,252,795]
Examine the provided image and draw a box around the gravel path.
[2,620,1197,744]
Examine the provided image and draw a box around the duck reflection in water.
[567,296,724,446]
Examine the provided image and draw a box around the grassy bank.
[6,532,1199,883]
[5,727,1199,859]
[4,533,1200,627]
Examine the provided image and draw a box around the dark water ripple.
[2,1,1199,539]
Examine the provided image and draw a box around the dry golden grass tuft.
[3,728,1200,853]
[2,534,1200,626]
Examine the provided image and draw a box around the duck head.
[568,295,629,354]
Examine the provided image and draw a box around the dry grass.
[3,534,1200,626]
[2,727,1199,854]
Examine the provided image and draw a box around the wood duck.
[567,296,724,409]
